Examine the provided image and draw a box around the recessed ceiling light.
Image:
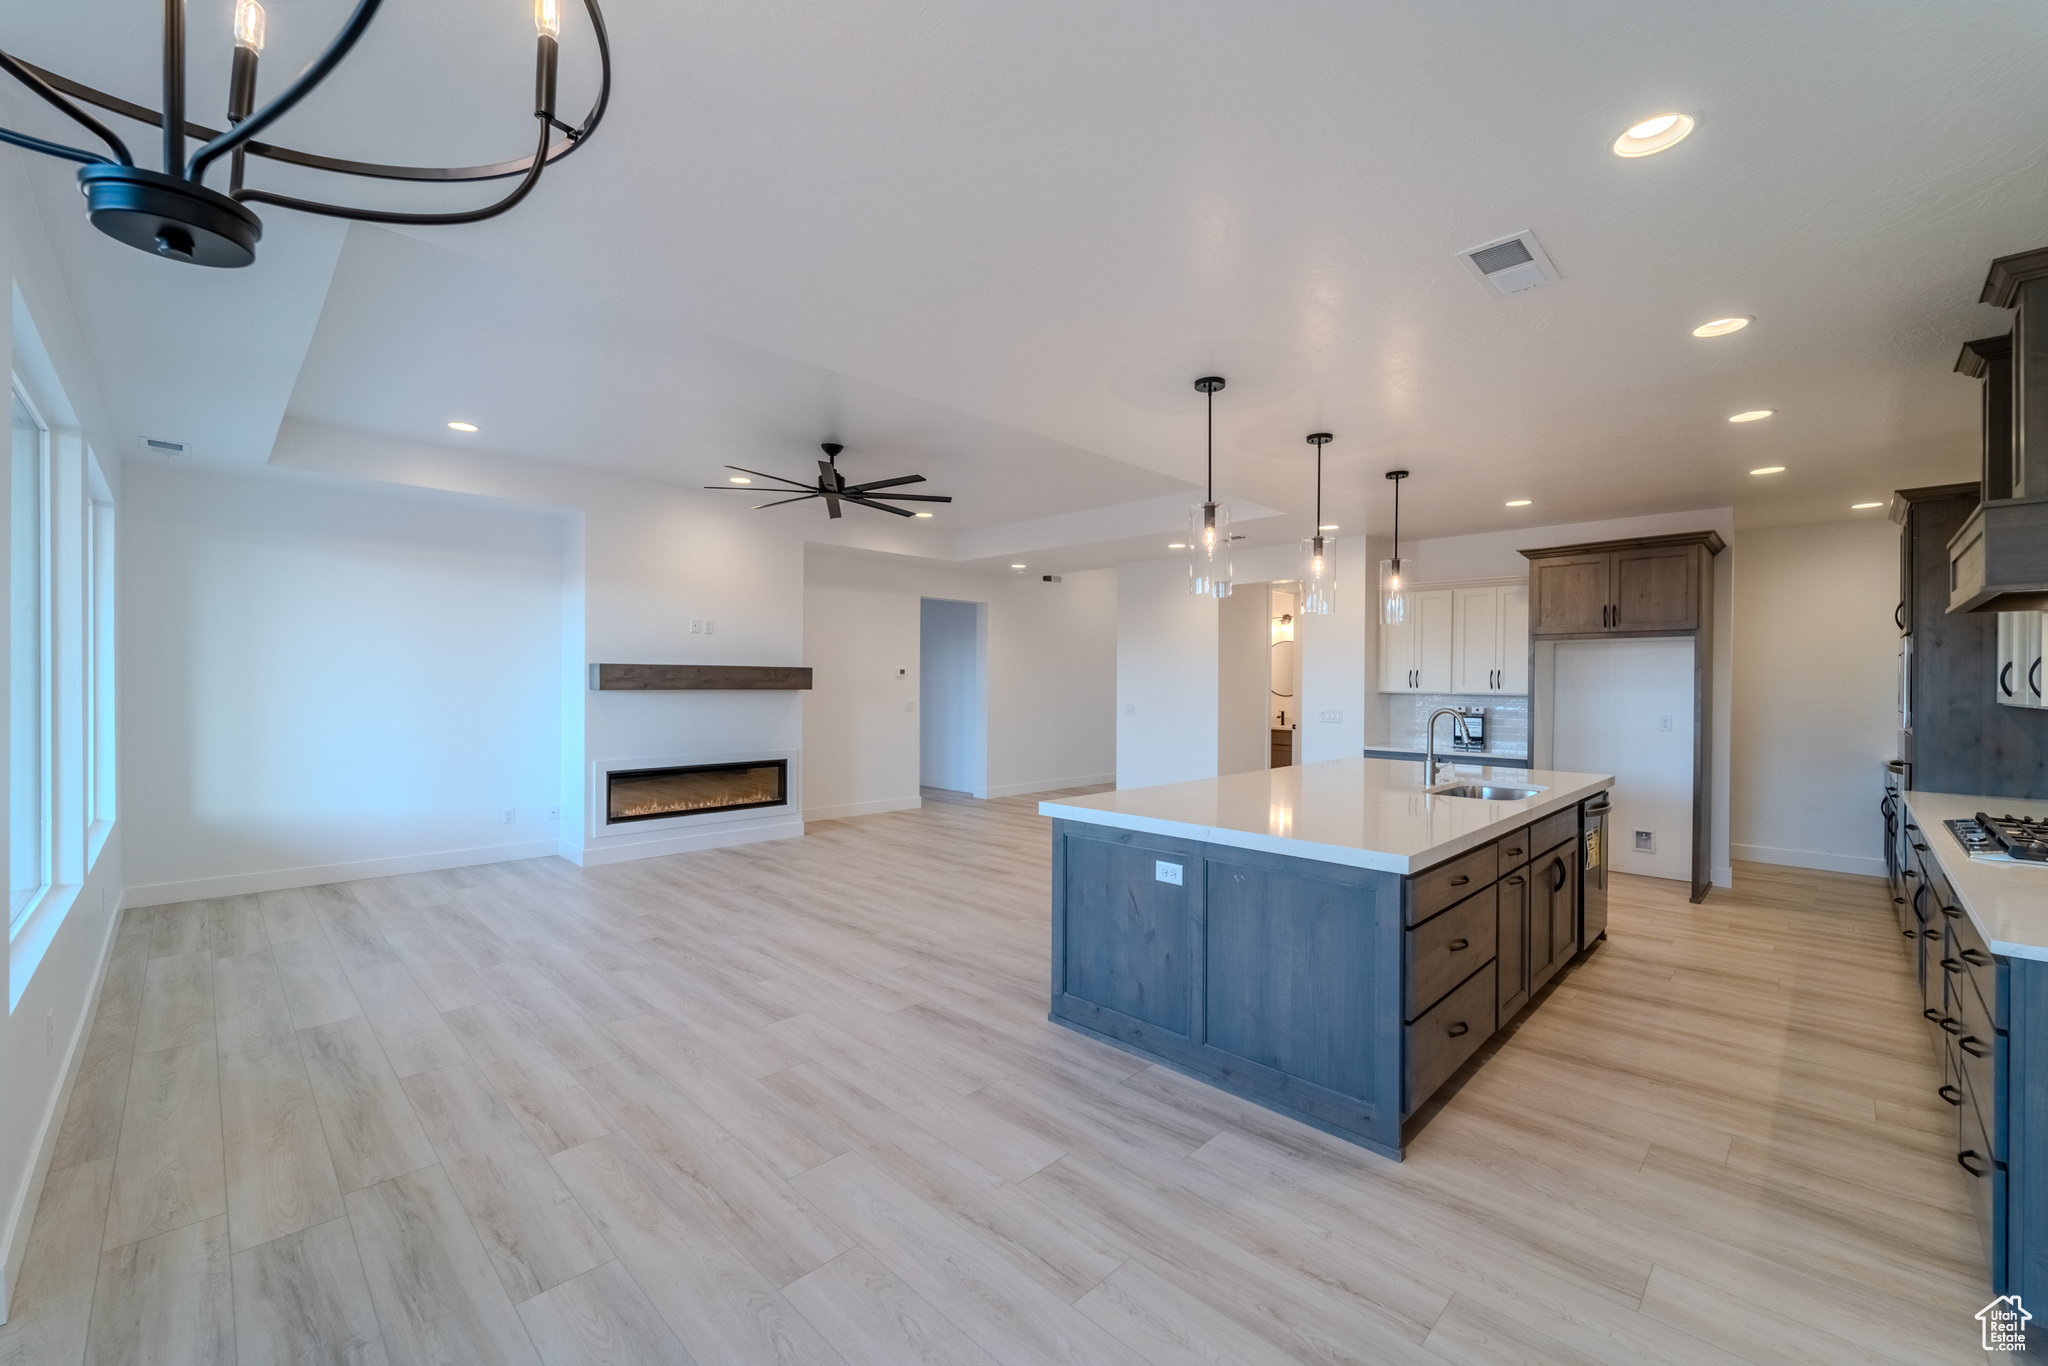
[1167,542,1187,549]
[914,511,934,518]
[1851,501,1883,509]
[1318,524,1339,531]
[1692,316,1751,338]
[446,421,478,432]
[1505,499,1532,507]
[1612,112,1695,157]
[728,476,751,484]
[1750,466,1786,475]
[1011,564,1027,569]
[1728,409,1775,423]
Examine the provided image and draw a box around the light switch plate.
[1155,861,1183,886]
[1319,710,1342,723]
[690,618,702,634]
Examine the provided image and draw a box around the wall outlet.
[704,619,715,635]
[690,618,702,634]
[896,668,907,679]
[546,806,560,822]
[1634,830,1654,852]
[503,808,517,825]
[1658,714,1673,732]
[1124,702,1137,716]
[1155,861,1183,886]
[1319,710,1343,724]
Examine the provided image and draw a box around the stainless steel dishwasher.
[1580,797,1610,949]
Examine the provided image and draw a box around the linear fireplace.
[605,759,789,825]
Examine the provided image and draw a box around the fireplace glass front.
[606,760,788,824]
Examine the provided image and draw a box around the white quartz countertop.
[1040,758,1614,875]
[1903,791,2048,962]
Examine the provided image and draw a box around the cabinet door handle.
[1924,1007,1945,1022]
[1923,928,1941,941]
[1897,601,1907,631]
[2032,657,2042,699]
[1939,1083,1965,1106]
[1448,938,1470,951]
[1962,948,1992,966]
[2002,662,2015,697]
[1550,859,1566,892]
[1961,1034,1992,1058]
[1612,603,1620,626]
[1447,1022,1470,1037]
[1939,1015,1962,1035]
[1941,905,1962,920]
[1960,1150,1991,1178]
[1942,956,1965,975]
[1449,875,1470,886]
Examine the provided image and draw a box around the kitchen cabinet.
[1527,839,1578,993]
[1525,534,1719,638]
[1452,585,1530,695]
[1378,588,1452,693]
[1998,612,2046,708]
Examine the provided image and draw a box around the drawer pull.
[1506,875,1525,886]
[1960,1150,1991,1178]
[1939,1015,1961,1035]
[1922,929,1941,940]
[1941,957,1965,975]
[1961,1035,1991,1058]
[1449,875,1470,886]
[1902,870,1918,879]
[1942,905,1963,920]
[1448,938,1470,951]
[1962,948,1992,966]
[1914,843,1929,852]
[1504,846,1523,857]
[1446,1022,1470,1038]
[1939,1084,1965,1107]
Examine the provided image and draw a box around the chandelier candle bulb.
[233,0,266,54]
[535,0,562,38]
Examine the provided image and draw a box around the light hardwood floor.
[0,789,1999,1364]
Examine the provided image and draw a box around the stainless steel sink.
[1433,784,1544,801]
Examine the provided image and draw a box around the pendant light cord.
[1206,386,1214,504]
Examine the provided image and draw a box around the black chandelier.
[0,0,610,268]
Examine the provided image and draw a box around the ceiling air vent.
[1459,230,1560,296]
[138,435,192,456]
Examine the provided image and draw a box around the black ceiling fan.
[707,443,953,519]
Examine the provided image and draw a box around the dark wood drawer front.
[1529,808,1578,860]
[1405,960,1496,1113]
[1406,886,1497,1022]
[1957,1073,2001,1279]
[1496,825,1533,872]
[1950,967,2001,1157]
[1945,906,1999,1028]
[1407,842,1499,926]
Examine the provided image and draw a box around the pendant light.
[1381,469,1412,624]
[1299,432,1335,615]
[1188,376,1232,598]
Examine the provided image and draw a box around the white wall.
[0,139,128,1322]
[1401,508,1736,886]
[1731,518,1899,876]
[805,549,1115,817]
[919,598,986,794]
[121,464,566,902]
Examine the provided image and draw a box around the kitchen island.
[1040,758,1613,1158]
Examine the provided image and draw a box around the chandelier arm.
[234,118,555,226]
[0,124,113,166]
[17,43,607,185]
[186,0,386,185]
[0,48,133,164]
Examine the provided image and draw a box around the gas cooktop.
[1946,812,2048,864]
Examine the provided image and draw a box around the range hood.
[1948,248,2048,613]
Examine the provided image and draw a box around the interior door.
[1528,553,1609,635]
[1415,590,1455,693]
[1453,587,1500,694]
[1612,546,1698,632]
[1499,586,1529,694]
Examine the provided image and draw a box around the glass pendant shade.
[1380,556,1411,624]
[1189,501,1233,599]
[1299,535,1335,614]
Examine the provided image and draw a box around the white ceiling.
[8,0,2047,570]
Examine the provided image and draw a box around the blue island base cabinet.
[1050,818,1542,1159]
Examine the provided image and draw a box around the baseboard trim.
[801,797,922,823]
[2,887,124,1323]
[122,840,562,907]
[566,817,806,866]
[1730,844,1885,879]
[985,773,1117,799]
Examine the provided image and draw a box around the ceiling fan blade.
[750,494,821,509]
[861,492,953,503]
[841,495,916,518]
[818,460,844,517]
[722,464,815,489]
[845,474,926,492]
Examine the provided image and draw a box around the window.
[86,465,114,862]
[9,386,48,932]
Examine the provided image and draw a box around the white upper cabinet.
[1998,611,2046,708]
[1381,582,1526,695]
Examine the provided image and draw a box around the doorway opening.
[919,598,988,798]
[1218,581,1303,775]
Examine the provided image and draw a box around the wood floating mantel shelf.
[588,664,813,691]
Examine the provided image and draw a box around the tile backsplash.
[1380,694,1530,758]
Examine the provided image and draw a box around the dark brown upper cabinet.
[1950,249,2048,613]
[1521,532,1723,638]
